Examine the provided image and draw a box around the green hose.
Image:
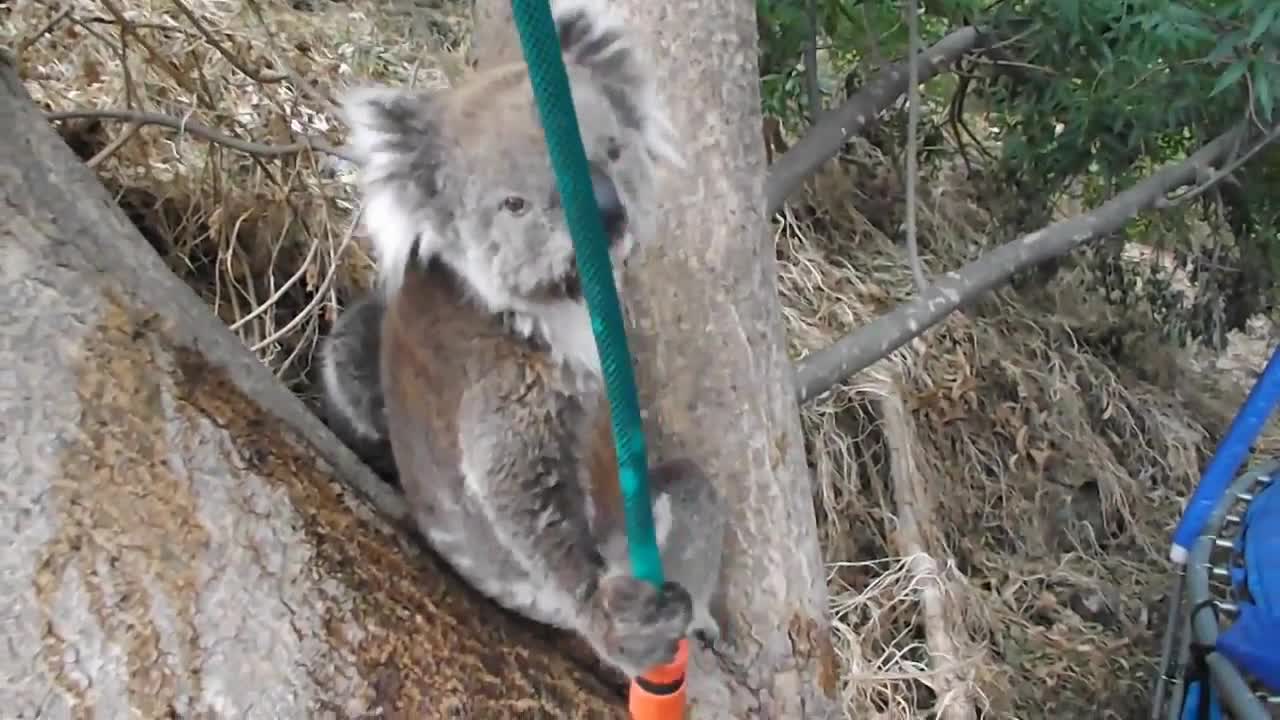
[509,0,665,588]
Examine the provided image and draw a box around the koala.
[319,0,727,680]
[315,290,399,483]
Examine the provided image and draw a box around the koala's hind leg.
[600,459,727,648]
[316,291,398,481]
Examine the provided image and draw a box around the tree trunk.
[0,53,625,719]
[473,3,841,718]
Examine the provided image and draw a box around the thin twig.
[947,61,997,166]
[97,0,203,103]
[44,108,351,161]
[242,0,343,116]
[805,0,822,120]
[983,23,1038,51]
[1245,64,1261,130]
[62,7,144,164]
[766,26,982,214]
[249,207,361,353]
[904,0,928,294]
[978,57,1058,75]
[169,0,289,84]
[17,6,72,56]
[229,208,325,333]
[87,121,142,168]
[1157,121,1280,208]
[65,13,120,52]
[77,15,194,35]
[103,2,138,109]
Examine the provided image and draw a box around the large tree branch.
[0,52,624,718]
[794,119,1270,403]
[765,26,983,214]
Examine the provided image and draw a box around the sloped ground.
[781,148,1280,717]
[7,2,1278,717]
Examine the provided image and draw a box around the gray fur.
[316,291,397,480]
[600,459,727,646]
[327,0,725,680]
[337,0,680,314]
[455,362,694,678]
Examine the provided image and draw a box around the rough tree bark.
[471,2,841,718]
[0,54,627,719]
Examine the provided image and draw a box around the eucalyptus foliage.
[756,0,1280,343]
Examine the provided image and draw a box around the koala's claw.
[690,609,722,649]
[595,576,693,677]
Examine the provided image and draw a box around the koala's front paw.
[594,576,693,677]
[690,607,722,649]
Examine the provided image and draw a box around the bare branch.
[96,0,191,98]
[1157,121,1280,208]
[794,119,1276,403]
[904,0,927,295]
[86,121,142,168]
[877,379,976,720]
[16,5,72,56]
[241,207,361,353]
[169,0,289,84]
[242,0,344,117]
[804,0,821,119]
[75,15,194,35]
[766,26,983,215]
[45,108,351,161]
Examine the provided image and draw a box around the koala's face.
[340,3,680,316]
[438,66,660,307]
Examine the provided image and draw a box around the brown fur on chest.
[379,261,625,527]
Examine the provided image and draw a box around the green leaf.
[1256,62,1275,121]
[1211,60,1249,96]
[1209,29,1248,62]
[1176,23,1218,45]
[1248,4,1279,45]
[1166,4,1204,26]
[1061,0,1080,31]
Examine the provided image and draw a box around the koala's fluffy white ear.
[338,85,451,294]
[550,0,684,170]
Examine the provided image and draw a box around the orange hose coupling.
[628,638,689,719]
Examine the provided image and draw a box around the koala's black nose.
[590,168,627,246]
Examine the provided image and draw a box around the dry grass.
[8,1,1280,718]
[5,0,467,395]
[781,139,1280,718]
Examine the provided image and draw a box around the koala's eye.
[501,196,529,215]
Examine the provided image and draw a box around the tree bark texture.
[472,2,842,718]
[0,55,625,719]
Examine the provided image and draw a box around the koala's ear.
[341,87,430,159]
[338,85,453,293]
[551,0,684,169]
